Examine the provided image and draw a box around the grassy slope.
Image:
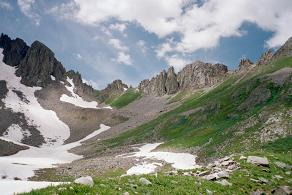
[102,57,292,160]
[110,89,141,108]
[22,57,292,195]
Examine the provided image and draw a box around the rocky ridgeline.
[98,79,128,102]
[139,61,228,96]
[0,33,95,97]
[272,37,292,60]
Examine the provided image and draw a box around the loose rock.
[247,156,269,166]
[74,176,94,187]
[139,177,152,185]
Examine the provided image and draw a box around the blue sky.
[1,0,291,89]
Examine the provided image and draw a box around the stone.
[272,186,292,195]
[203,173,218,181]
[74,176,94,187]
[139,177,152,185]
[252,189,265,195]
[274,161,287,169]
[123,192,130,195]
[217,171,229,178]
[258,177,269,183]
[239,156,247,160]
[215,179,232,186]
[16,41,66,87]
[273,175,283,180]
[247,156,269,166]
[206,189,213,195]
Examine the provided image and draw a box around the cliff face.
[138,61,228,96]
[0,33,29,67]
[16,41,66,87]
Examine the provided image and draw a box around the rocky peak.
[272,36,292,60]
[0,33,29,66]
[177,61,228,90]
[139,61,228,96]
[16,40,66,87]
[98,79,128,102]
[65,70,95,100]
[256,50,273,66]
[237,58,254,72]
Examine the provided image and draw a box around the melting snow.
[3,124,31,143]
[121,143,200,175]
[50,75,56,81]
[0,180,65,195]
[60,77,99,109]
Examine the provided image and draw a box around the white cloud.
[116,51,133,65]
[109,38,128,51]
[51,0,292,68]
[136,40,147,53]
[17,0,40,25]
[108,38,133,65]
[0,1,12,10]
[73,53,83,60]
[164,55,189,71]
[109,23,127,33]
[82,78,99,89]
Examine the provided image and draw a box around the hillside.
[0,33,291,195]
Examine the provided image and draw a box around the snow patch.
[121,143,200,175]
[0,180,64,195]
[50,75,56,81]
[3,124,31,143]
[0,124,110,180]
[60,77,99,109]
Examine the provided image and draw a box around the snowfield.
[0,50,112,194]
[60,77,99,109]
[121,143,200,175]
[0,51,70,147]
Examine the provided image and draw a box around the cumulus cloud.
[109,23,127,33]
[17,0,40,25]
[136,40,147,53]
[109,38,133,65]
[0,0,13,10]
[73,53,83,60]
[51,0,292,68]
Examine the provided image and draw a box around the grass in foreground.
[21,152,292,195]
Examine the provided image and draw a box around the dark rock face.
[99,80,128,101]
[273,36,292,59]
[0,33,29,66]
[138,61,228,96]
[65,70,96,100]
[0,80,8,100]
[237,59,254,72]
[256,50,273,66]
[16,41,66,87]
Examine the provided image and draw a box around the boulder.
[272,186,292,195]
[74,176,94,187]
[215,179,232,186]
[139,177,152,185]
[247,156,269,166]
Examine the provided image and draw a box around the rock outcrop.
[16,41,66,87]
[237,59,254,72]
[177,61,228,90]
[272,36,292,60]
[65,70,96,100]
[256,50,273,66]
[0,33,29,66]
[139,61,228,96]
[99,79,128,102]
